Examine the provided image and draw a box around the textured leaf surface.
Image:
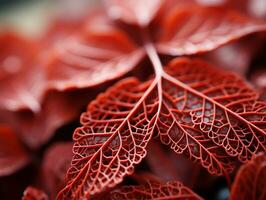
[156,6,266,55]
[0,32,44,112]
[42,142,73,199]
[0,124,29,176]
[59,57,266,198]
[22,186,48,200]
[104,0,163,26]
[159,58,265,171]
[57,78,159,199]
[45,13,144,91]
[109,179,203,200]
[230,152,266,200]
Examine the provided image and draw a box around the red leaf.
[45,12,144,91]
[0,90,90,149]
[156,6,266,56]
[57,78,159,199]
[0,124,29,176]
[0,32,44,112]
[230,152,266,200]
[22,186,48,200]
[58,56,266,198]
[44,2,266,92]
[157,58,265,168]
[53,1,266,198]
[104,0,163,26]
[42,142,73,199]
[109,179,203,200]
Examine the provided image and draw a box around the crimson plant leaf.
[156,6,266,56]
[109,179,203,200]
[0,90,90,149]
[46,1,266,92]
[104,0,163,26]
[42,142,73,199]
[57,78,159,199]
[45,12,144,91]
[58,56,266,198]
[22,186,49,200]
[0,32,44,112]
[0,124,29,176]
[157,58,265,169]
[230,152,266,200]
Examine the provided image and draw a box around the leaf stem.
[142,28,163,78]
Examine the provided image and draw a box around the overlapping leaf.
[42,142,73,199]
[0,90,91,149]
[45,12,144,91]
[156,6,266,55]
[0,32,44,112]
[230,152,266,200]
[109,179,203,200]
[59,57,266,198]
[0,124,29,176]
[57,78,159,199]
[46,2,266,91]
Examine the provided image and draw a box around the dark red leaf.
[0,124,29,176]
[42,142,73,199]
[109,179,203,200]
[0,90,90,149]
[230,152,266,200]
[156,6,266,56]
[22,186,48,200]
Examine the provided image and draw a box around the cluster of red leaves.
[1,0,266,200]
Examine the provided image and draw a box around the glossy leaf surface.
[45,13,144,91]
[156,6,266,56]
